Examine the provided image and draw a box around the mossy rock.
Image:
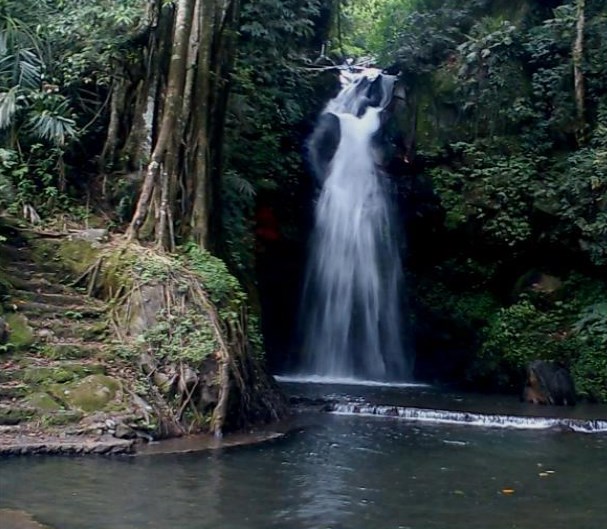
[58,238,100,275]
[62,374,121,412]
[41,410,84,426]
[23,363,105,385]
[41,343,104,360]
[4,313,34,350]
[24,392,63,412]
[33,237,100,277]
[79,321,109,340]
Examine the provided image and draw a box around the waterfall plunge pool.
[2,383,607,529]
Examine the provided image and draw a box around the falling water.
[299,71,410,382]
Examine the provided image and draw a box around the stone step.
[6,300,104,318]
[0,382,29,399]
[31,319,108,341]
[0,244,32,262]
[0,405,35,425]
[4,261,50,273]
[3,261,66,279]
[0,359,106,383]
[9,289,100,308]
[39,341,108,360]
[4,275,68,295]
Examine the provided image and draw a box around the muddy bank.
[0,418,304,457]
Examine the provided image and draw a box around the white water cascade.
[329,402,607,434]
[299,71,411,382]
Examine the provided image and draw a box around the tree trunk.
[123,0,240,252]
[573,0,586,136]
[99,77,127,178]
[127,0,194,244]
[185,0,240,249]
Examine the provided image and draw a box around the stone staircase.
[0,220,126,432]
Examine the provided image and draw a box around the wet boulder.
[523,360,576,406]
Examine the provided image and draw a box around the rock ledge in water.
[0,509,53,529]
[523,360,576,406]
[0,429,135,456]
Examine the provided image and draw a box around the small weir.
[328,401,607,433]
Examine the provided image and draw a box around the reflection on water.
[1,413,607,529]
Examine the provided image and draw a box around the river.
[1,383,606,529]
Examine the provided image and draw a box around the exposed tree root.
[78,241,287,437]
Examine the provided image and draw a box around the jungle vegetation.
[1,0,606,401]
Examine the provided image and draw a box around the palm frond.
[225,171,256,198]
[0,32,7,56]
[25,91,77,144]
[0,8,48,63]
[0,148,17,206]
[27,109,77,145]
[0,49,41,90]
[0,86,20,129]
[17,48,41,89]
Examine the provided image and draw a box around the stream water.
[2,383,606,529]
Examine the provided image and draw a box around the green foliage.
[0,2,78,146]
[181,242,246,310]
[475,274,607,398]
[572,303,607,401]
[240,0,320,46]
[139,310,217,365]
[180,242,265,358]
[0,0,144,221]
[366,2,607,400]
[44,0,143,88]
[538,112,607,264]
[478,297,575,388]
[420,280,498,328]
[0,144,72,214]
[341,0,415,58]
[223,0,332,272]
[430,143,538,247]
[133,257,171,284]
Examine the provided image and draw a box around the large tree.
[121,0,239,251]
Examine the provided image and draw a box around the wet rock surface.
[0,424,136,456]
[523,360,576,406]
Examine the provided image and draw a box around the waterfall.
[299,70,411,382]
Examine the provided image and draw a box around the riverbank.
[0,424,135,456]
[0,423,292,457]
